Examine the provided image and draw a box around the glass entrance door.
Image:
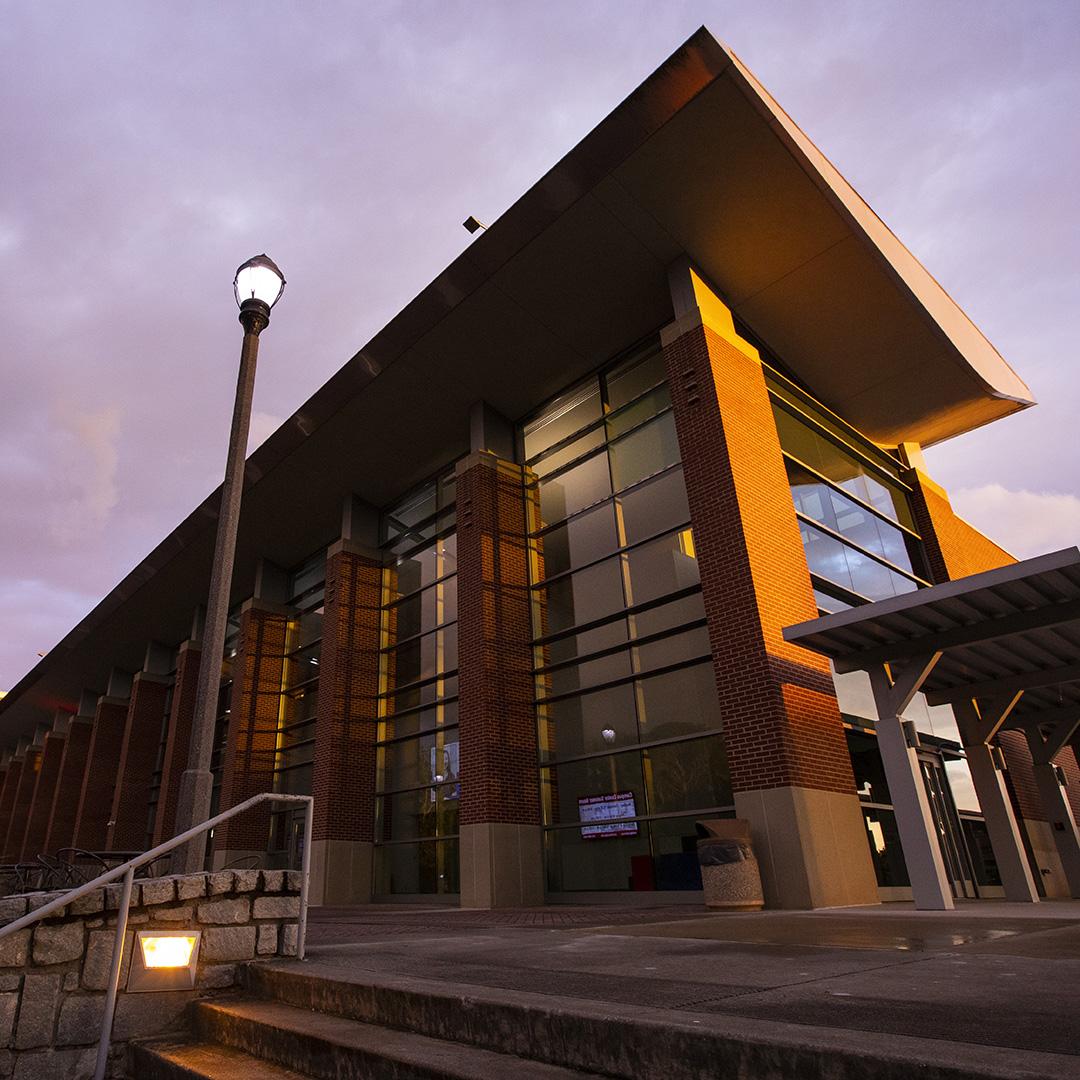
[919,754,978,899]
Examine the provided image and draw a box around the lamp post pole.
[173,256,285,873]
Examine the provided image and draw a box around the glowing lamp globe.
[233,253,286,311]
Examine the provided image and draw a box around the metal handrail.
[0,791,313,1080]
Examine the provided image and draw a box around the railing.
[0,791,313,1080]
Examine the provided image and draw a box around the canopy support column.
[953,696,1039,903]
[869,655,954,910]
[1026,714,1080,898]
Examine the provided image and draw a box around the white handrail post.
[94,864,134,1080]
[297,795,313,961]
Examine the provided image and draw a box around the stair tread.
[200,996,600,1078]
[134,1037,312,1079]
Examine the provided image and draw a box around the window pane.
[375,838,459,895]
[544,650,633,699]
[636,662,721,742]
[632,625,711,673]
[377,783,460,842]
[542,751,646,828]
[380,701,457,742]
[624,529,699,607]
[609,412,680,493]
[618,466,690,545]
[538,682,638,761]
[605,385,671,440]
[535,503,618,579]
[525,382,602,460]
[863,807,910,887]
[390,536,456,597]
[538,453,611,526]
[604,349,666,410]
[544,825,650,892]
[531,428,605,479]
[645,735,731,814]
[630,591,705,639]
[542,619,628,669]
[543,557,624,635]
[379,732,461,792]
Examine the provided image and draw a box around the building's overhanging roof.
[785,548,1080,730]
[0,26,1034,743]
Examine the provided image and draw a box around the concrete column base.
[460,823,544,908]
[1023,818,1073,899]
[310,839,374,906]
[735,785,880,909]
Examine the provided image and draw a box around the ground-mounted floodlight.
[126,930,202,992]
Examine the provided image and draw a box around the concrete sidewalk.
[302,900,1080,1073]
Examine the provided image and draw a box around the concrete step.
[192,996,600,1079]
[242,960,1080,1080]
[130,1038,310,1080]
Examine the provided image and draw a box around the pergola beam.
[924,661,1080,707]
[834,599,1080,674]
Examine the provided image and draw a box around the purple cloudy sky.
[1,1,1078,692]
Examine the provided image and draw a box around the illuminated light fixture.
[127,930,202,992]
[233,253,286,311]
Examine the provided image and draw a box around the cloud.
[49,403,122,540]
[247,411,283,453]
[950,484,1080,560]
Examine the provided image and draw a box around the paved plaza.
[301,900,1080,1076]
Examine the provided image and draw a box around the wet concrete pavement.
[304,901,1080,1064]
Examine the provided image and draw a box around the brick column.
[213,602,289,863]
[72,697,129,851]
[903,465,1074,897]
[107,673,171,851]
[310,541,382,905]
[5,747,43,862]
[456,451,543,908]
[43,717,94,852]
[20,730,66,859]
[152,641,202,845]
[661,268,878,909]
[0,757,24,861]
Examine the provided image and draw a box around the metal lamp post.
[172,254,285,873]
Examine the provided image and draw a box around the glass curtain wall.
[144,651,178,848]
[268,553,325,863]
[374,471,460,896]
[523,342,732,893]
[208,611,242,820]
[766,367,930,613]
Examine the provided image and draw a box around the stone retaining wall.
[0,868,301,1079]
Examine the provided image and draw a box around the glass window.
[623,528,699,607]
[544,825,651,892]
[534,503,618,580]
[862,807,910,887]
[542,750,647,827]
[537,453,611,526]
[375,838,459,896]
[618,466,690,545]
[604,349,666,410]
[524,381,602,461]
[543,557,625,636]
[376,783,460,842]
[538,682,638,761]
[609,411,680,493]
[644,735,731,814]
[636,662,721,742]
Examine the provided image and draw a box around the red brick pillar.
[72,697,129,851]
[107,673,171,851]
[5,746,43,862]
[660,269,878,909]
[152,641,202,845]
[903,464,1076,897]
[213,602,289,862]
[456,451,543,907]
[0,757,23,861]
[20,730,66,859]
[310,542,382,904]
[43,718,94,852]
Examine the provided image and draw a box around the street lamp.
[172,254,285,873]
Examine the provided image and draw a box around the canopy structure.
[785,548,1080,910]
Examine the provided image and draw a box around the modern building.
[1,28,1077,910]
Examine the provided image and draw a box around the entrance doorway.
[919,753,978,899]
